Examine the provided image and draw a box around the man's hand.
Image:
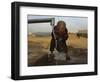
[48,51,54,62]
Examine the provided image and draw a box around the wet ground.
[28,47,87,66]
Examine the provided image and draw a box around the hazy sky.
[28,15,88,33]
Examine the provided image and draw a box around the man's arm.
[63,28,68,40]
[50,32,55,52]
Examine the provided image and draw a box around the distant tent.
[28,32,36,37]
[77,30,87,38]
[28,32,32,35]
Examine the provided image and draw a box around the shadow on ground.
[28,46,87,67]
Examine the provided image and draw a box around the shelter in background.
[77,30,87,38]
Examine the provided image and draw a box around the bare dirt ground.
[28,33,87,66]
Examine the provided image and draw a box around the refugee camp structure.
[77,30,87,38]
[28,18,55,26]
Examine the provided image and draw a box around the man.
[50,21,70,60]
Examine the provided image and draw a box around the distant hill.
[29,32,51,37]
[35,32,51,37]
[78,30,87,34]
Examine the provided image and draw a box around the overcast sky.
[28,15,88,33]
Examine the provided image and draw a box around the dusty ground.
[28,33,87,66]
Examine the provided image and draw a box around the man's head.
[57,21,66,27]
[56,21,66,34]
